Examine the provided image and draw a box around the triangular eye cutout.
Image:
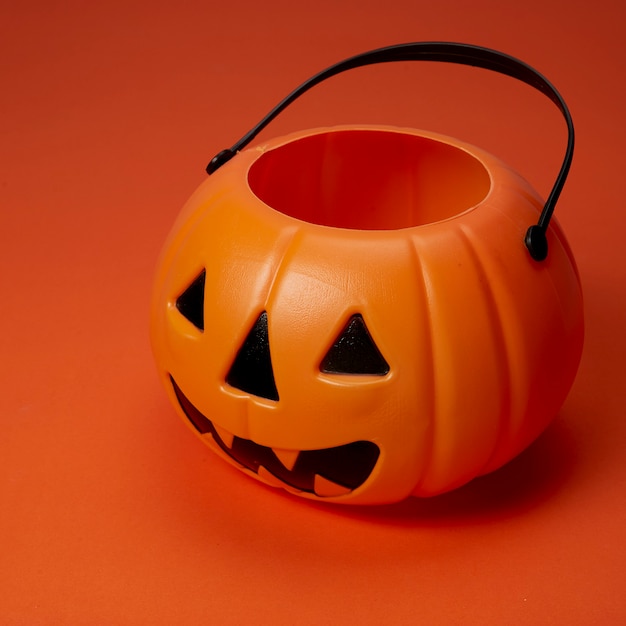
[176,269,205,331]
[226,311,279,401]
[321,314,390,375]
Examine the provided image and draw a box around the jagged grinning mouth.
[170,376,380,497]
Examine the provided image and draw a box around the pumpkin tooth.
[213,423,234,448]
[272,447,300,471]
[313,474,353,497]
[257,466,287,488]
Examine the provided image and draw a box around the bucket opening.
[247,129,491,230]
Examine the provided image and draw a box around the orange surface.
[1,0,625,623]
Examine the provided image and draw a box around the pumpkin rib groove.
[218,224,302,426]
[260,225,303,308]
[216,223,301,384]
[457,225,514,475]
[407,235,436,495]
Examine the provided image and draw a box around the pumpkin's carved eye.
[227,311,280,401]
[321,314,390,376]
[176,269,206,331]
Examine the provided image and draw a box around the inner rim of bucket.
[247,129,491,230]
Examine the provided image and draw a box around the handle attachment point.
[525,225,549,262]
[207,149,236,175]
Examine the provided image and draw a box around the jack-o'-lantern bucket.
[150,43,583,505]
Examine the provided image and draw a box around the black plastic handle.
[207,42,574,261]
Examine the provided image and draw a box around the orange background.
[1,1,625,623]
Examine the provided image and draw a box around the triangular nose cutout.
[321,314,390,375]
[226,311,279,401]
[176,269,205,331]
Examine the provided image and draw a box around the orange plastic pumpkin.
[150,44,583,504]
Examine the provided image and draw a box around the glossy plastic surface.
[150,126,584,504]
